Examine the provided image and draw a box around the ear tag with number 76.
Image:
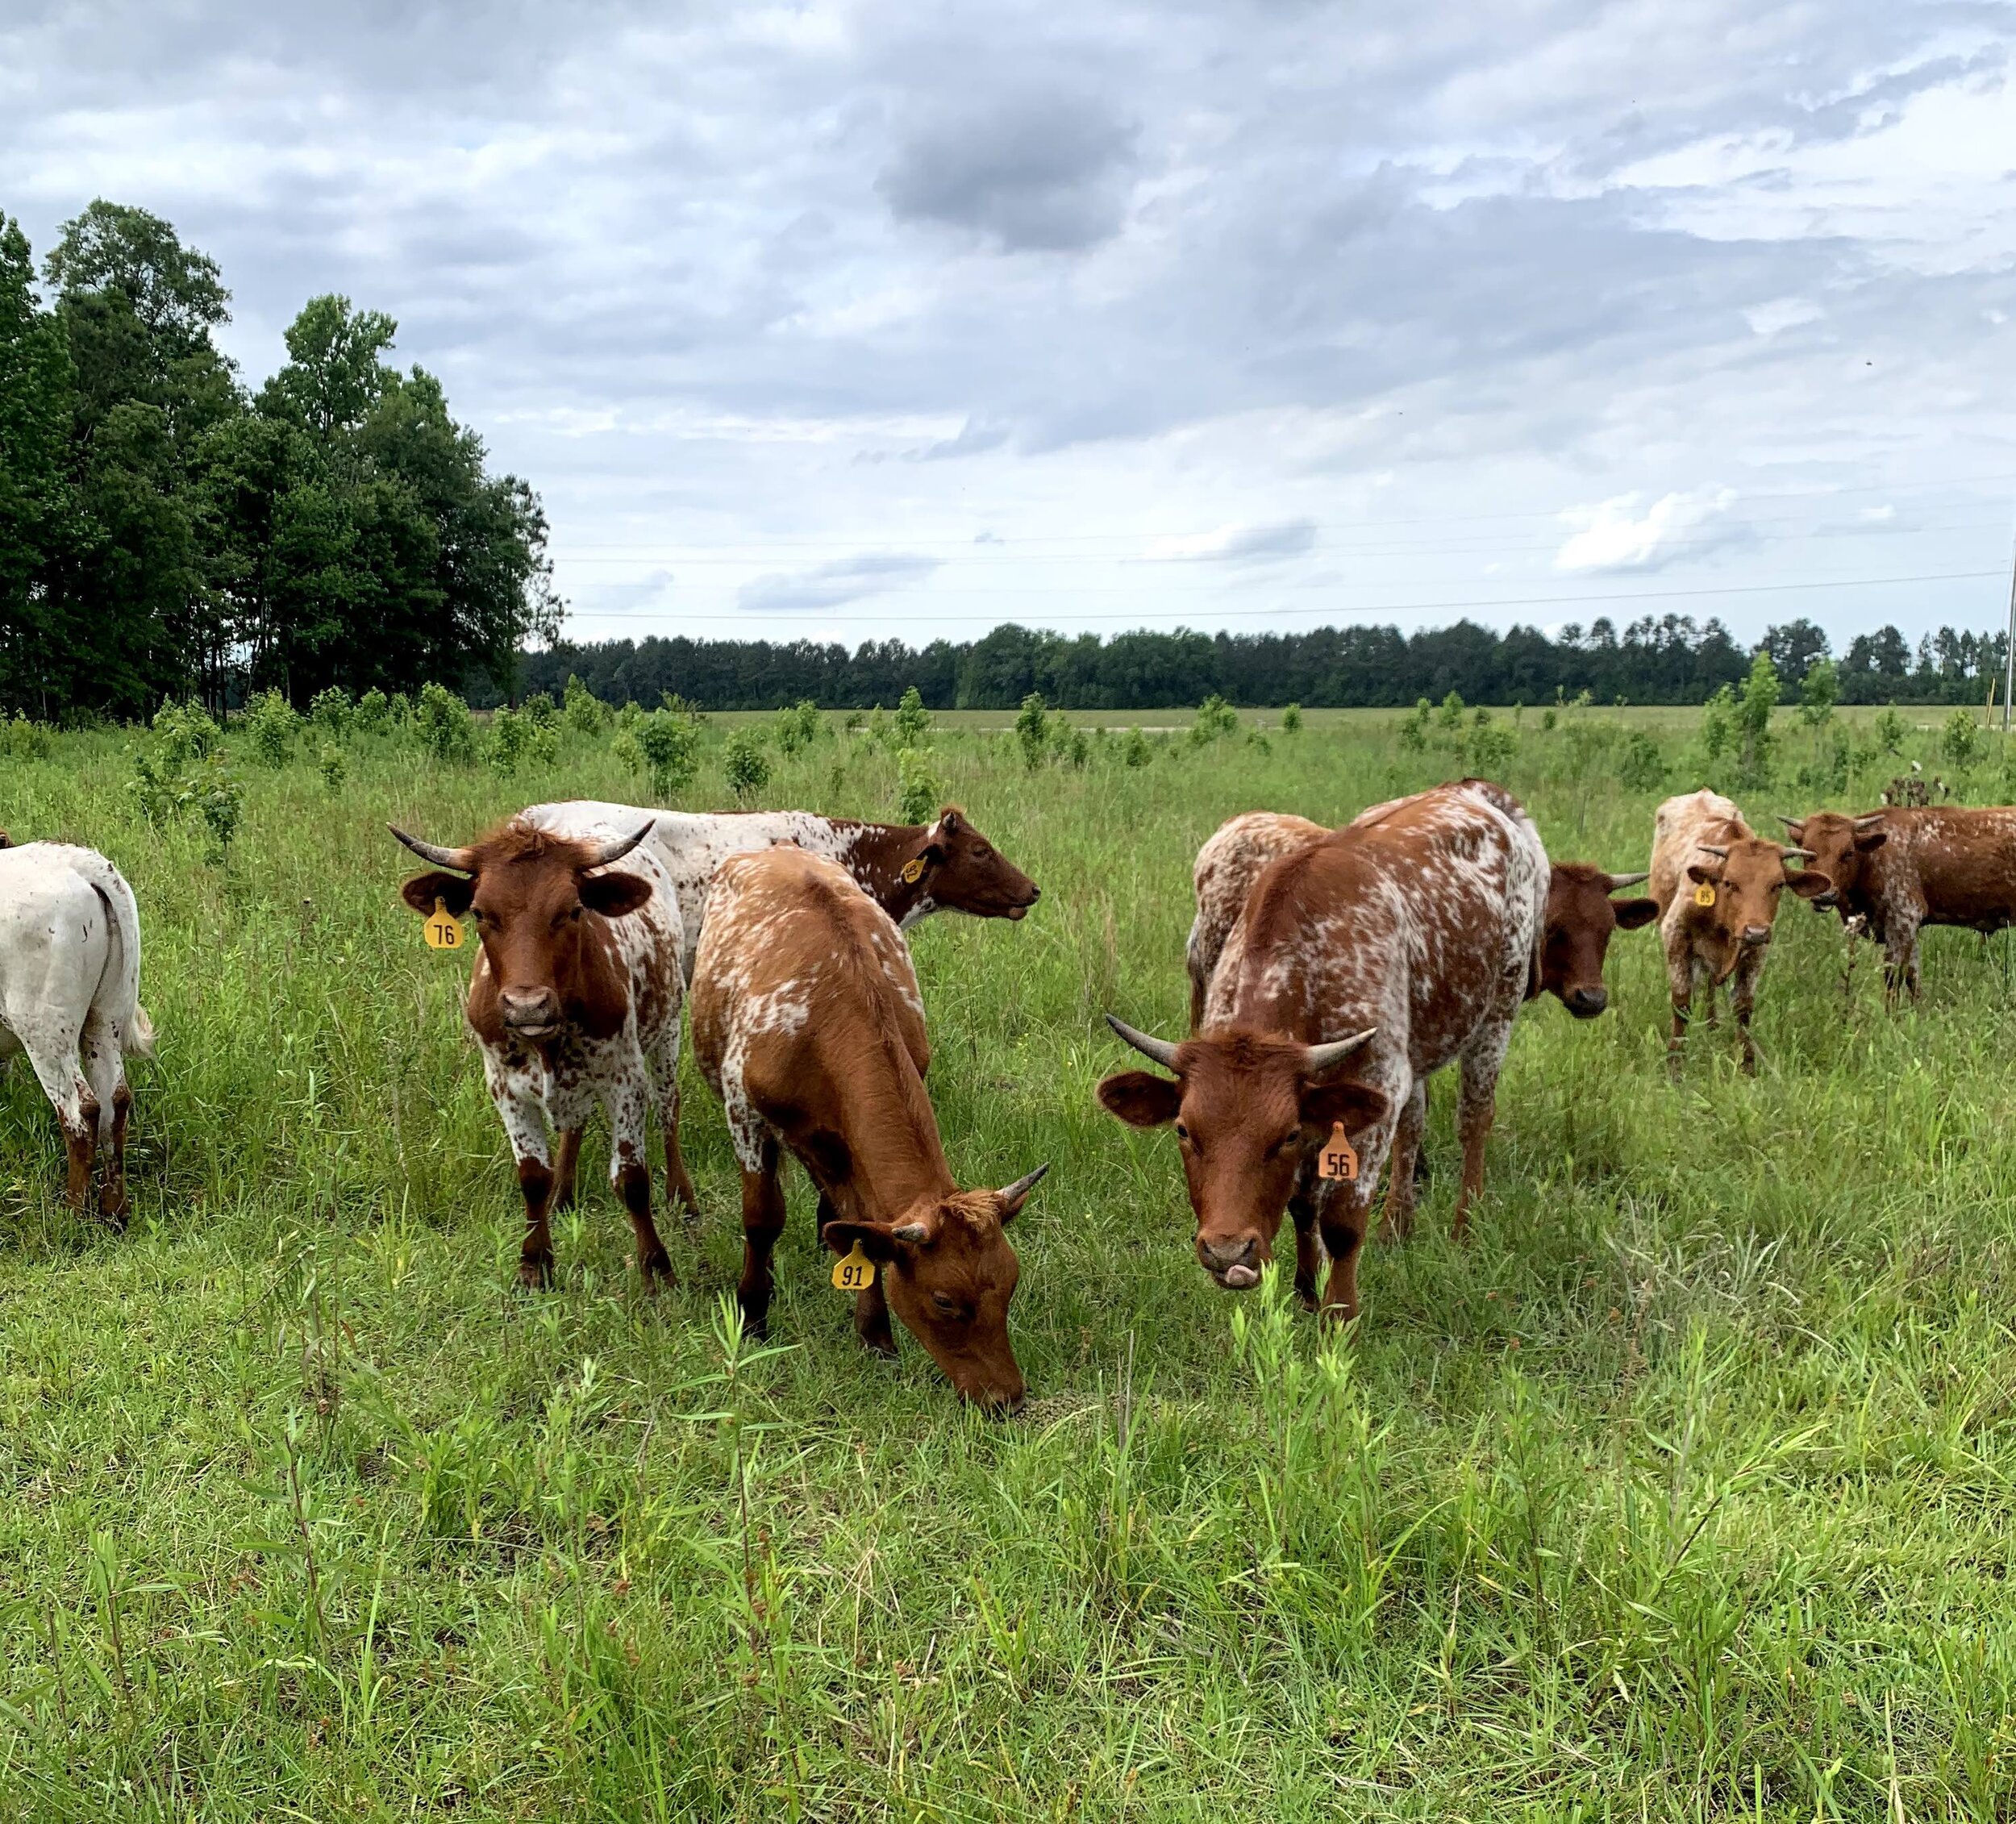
[1318,1123,1359,1181]
[424,898,465,950]
[831,1243,875,1291]
[1694,883,1717,908]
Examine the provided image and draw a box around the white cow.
[0,843,153,1222]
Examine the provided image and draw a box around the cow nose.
[500,987,560,1030]
[1201,1235,1260,1288]
[969,1380,1027,1416]
[1741,924,1772,948]
[1027,885,1041,903]
[1814,891,1839,910]
[1565,985,1608,1018]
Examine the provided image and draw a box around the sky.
[4,0,2014,656]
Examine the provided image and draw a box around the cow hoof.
[858,1330,899,1360]
[518,1256,556,1290]
[639,1251,677,1290]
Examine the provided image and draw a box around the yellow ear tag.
[900,857,926,885]
[831,1242,875,1292]
[1318,1122,1359,1181]
[1694,883,1717,908]
[423,898,465,950]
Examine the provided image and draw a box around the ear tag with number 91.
[831,1243,874,1291]
[901,857,926,885]
[1318,1122,1359,1181]
[424,898,465,950]
[1694,883,1717,908]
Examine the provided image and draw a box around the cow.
[1648,789,1833,1072]
[392,816,688,1289]
[1185,800,1655,1029]
[689,845,1045,1410]
[1776,804,2016,1002]
[0,843,152,1224]
[1101,779,1548,1326]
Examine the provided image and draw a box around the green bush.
[242,691,298,768]
[1280,702,1302,735]
[1123,727,1152,768]
[1190,694,1240,746]
[318,743,346,792]
[610,728,644,779]
[563,675,607,736]
[1398,698,1431,752]
[897,746,939,824]
[1015,693,1052,771]
[1942,710,1983,770]
[0,713,53,759]
[353,688,392,735]
[1618,729,1665,793]
[487,706,531,777]
[415,683,477,764]
[723,728,771,802]
[893,685,931,750]
[775,699,822,756]
[637,706,701,798]
[308,685,352,739]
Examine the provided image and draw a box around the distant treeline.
[0,202,556,722]
[519,614,2010,712]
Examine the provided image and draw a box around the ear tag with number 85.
[900,857,926,885]
[1318,1122,1359,1181]
[1694,883,1717,908]
[831,1243,875,1291]
[424,898,465,950]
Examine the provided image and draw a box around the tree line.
[0,202,558,721]
[520,613,2011,713]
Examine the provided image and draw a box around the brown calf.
[1648,789,1832,1072]
[1540,862,1659,1017]
[689,846,1045,1409]
[394,817,689,1287]
[1777,804,2016,1001]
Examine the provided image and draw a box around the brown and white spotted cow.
[1185,798,1655,1029]
[1776,804,2016,1002]
[393,817,688,1289]
[1102,779,1549,1325]
[1648,789,1833,1072]
[690,846,1046,1410]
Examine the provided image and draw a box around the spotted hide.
[393,817,688,1289]
[1647,789,1832,1073]
[1777,804,2016,1002]
[0,843,153,1224]
[1103,779,1548,1326]
[689,846,1046,1410]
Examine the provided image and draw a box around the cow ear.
[1685,862,1718,886]
[1097,1071,1181,1128]
[1612,897,1660,930]
[1855,827,1889,852]
[821,1218,912,1265]
[937,807,964,835]
[1300,1076,1387,1136]
[402,872,473,917]
[580,871,652,918]
[1786,868,1835,901]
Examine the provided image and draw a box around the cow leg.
[81,1022,130,1229]
[1885,917,1922,1005]
[1451,1025,1511,1240]
[1664,940,1696,1071]
[1315,1187,1370,1328]
[489,1064,558,1287]
[1378,1078,1427,1243]
[1731,950,1765,1077]
[1288,1189,1322,1309]
[655,1010,700,1220]
[737,1136,786,1339]
[606,1074,673,1289]
[818,1189,898,1356]
[551,1126,584,1211]
[19,1029,97,1214]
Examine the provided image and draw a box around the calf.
[1648,789,1832,1072]
[1185,799,1654,1028]
[0,843,153,1224]
[1777,805,2016,1001]
[1102,779,1547,1325]
[689,846,1045,1409]
[393,817,687,1288]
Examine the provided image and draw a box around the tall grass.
[0,703,2012,1818]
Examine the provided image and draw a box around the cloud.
[1555,489,1743,574]
[1147,518,1319,563]
[738,552,943,614]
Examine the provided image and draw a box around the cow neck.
[834,1039,957,1225]
[558,914,628,1042]
[831,819,932,925]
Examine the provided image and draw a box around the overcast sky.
[5,1,2014,653]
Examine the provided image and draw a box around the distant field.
[2,701,2014,1818]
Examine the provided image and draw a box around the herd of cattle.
[3,772,2015,1410]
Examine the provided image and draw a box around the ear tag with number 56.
[831,1242,875,1291]
[900,857,926,885]
[424,898,465,950]
[1318,1122,1359,1181]
[1694,883,1717,908]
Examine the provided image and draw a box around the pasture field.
[2,700,2016,1821]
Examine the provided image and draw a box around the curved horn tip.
[1304,1027,1377,1073]
[1782,846,1815,862]
[998,1162,1050,1202]
[586,818,655,868]
[1774,813,1802,830]
[1104,1012,1181,1072]
[1606,869,1650,890]
[389,825,473,871]
[1695,843,1730,859]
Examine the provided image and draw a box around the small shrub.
[563,675,606,735]
[1618,729,1664,793]
[1540,706,1558,732]
[522,691,558,731]
[1466,721,1514,776]
[1436,690,1465,731]
[636,706,701,798]
[487,706,531,777]
[611,728,644,778]
[1874,706,1907,755]
[775,699,821,756]
[191,752,243,865]
[1397,698,1431,753]
[318,743,346,791]
[153,698,220,766]
[1016,693,1052,771]
[893,686,931,750]
[308,685,353,739]
[1190,694,1240,746]
[0,713,52,759]
[415,683,477,764]
[1068,728,1091,768]
[723,729,771,802]
[1123,727,1152,768]
[866,706,890,750]
[843,709,865,734]
[896,747,939,823]
[243,691,298,768]
[354,688,392,735]
[617,700,644,733]
[1280,702,1303,735]
[1941,710,1983,770]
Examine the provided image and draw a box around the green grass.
[2,706,2015,1819]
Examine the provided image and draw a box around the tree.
[1760,620,1827,692]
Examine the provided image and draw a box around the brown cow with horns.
[393,816,689,1288]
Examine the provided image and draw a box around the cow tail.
[82,856,153,1059]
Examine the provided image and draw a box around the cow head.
[1776,811,1885,914]
[1682,835,1833,981]
[392,818,656,1039]
[822,1164,1045,1410]
[1097,1018,1386,1290]
[906,806,1041,921]
[1541,863,1659,1018]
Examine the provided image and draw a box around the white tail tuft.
[128,1004,156,1059]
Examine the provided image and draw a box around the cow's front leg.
[737,1134,785,1339]
[1288,1189,1322,1309]
[1379,1078,1427,1243]
[820,1189,896,1356]
[605,1068,673,1289]
[1315,1182,1372,1328]
[1884,914,1922,1005]
[654,1010,700,1220]
[489,1069,557,1287]
[1452,1024,1511,1239]
[551,1126,584,1211]
[1664,939,1695,1072]
[1731,950,1765,1076]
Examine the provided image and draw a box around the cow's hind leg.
[737,1135,786,1339]
[551,1126,584,1211]
[19,1027,97,1215]
[654,1010,700,1220]
[606,1071,673,1289]
[1452,1022,1512,1240]
[80,1020,130,1228]
[1665,940,1697,1072]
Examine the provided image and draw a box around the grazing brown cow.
[1185,800,1654,1028]
[689,846,1046,1409]
[1648,789,1832,1072]
[1776,805,2016,1001]
[1102,780,1548,1325]
[393,817,688,1288]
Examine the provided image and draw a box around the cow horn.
[389,825,474,872]
[1695,843,1729,860]
[1782,846,1815,862]
[1105,1013,1181,1072]
[1855,814,1885,831]
[1606,869,1649,890]
[1775,814,1803,832]
[997,1163,1050,1203]
[585,819,655,868]
[1304,1028,1378,1075]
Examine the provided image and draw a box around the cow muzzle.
[1564,985,1608,1019]
[1740,924,1772,949]
[1198,1235,1262,1290]
[499,987,563,1037]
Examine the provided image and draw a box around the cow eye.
[1174,1122,1191,1142]
[1267,1133,1297,1158]
[930,1291,966,1317]
[975,844,993,859]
